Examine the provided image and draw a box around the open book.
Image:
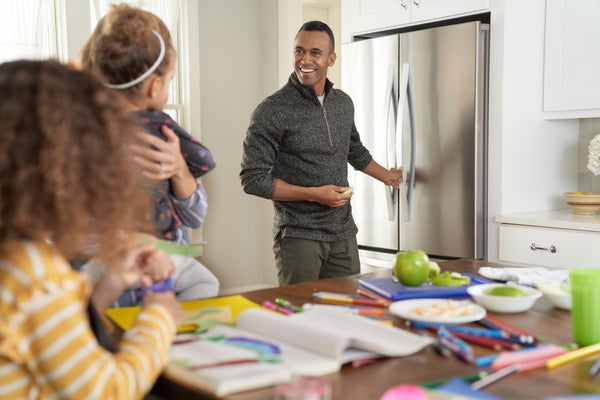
[167,307,434,396]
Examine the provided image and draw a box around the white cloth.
[478,266,569,287]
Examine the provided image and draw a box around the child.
[80,4,219,304]
[0,60,182,399]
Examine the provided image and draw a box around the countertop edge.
[496,209,600,232]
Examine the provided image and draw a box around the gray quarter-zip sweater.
[240,73,373,241]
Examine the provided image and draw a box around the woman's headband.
[105,30,166,90]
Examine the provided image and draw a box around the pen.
[274,298,304,313]
[313,293,387,308]
[546,343,600,369]
[262,301,294,315]
[470,364,518,390]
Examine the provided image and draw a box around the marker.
[274,298,304,313]
[437,326,474,363]
[262,301,294,315]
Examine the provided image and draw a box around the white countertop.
[496,209,600,232]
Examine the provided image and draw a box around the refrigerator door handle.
[384,64,398,221]
[397,63,416,222]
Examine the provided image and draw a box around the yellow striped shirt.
[0,240,176,399]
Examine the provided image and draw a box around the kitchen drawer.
[499,224,600,269]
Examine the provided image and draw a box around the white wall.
[196,0,280,292]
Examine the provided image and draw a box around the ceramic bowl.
[466,283,542,313]
[536,282,571,310]
[564,192,600,215]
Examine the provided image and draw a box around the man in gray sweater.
[240,21,402,285]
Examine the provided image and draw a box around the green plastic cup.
[570,268,600,346]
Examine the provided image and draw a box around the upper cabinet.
[342,0,490,43]
[543,0,600,119]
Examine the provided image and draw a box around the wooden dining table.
[151,259,600,399]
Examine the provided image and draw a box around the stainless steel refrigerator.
[341,21,489,268]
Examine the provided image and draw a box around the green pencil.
[420,371,487,389]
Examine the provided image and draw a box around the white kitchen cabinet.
[497,210,600,269]
[543,0,600,119]
[342,0,489,42]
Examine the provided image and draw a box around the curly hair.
[79,3,175,96]
[0,60,153,259]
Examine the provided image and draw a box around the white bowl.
[466,284,542,313]
[536,283,572,310]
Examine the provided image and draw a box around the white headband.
[105,30,166,90]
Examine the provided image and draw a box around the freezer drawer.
[498,224,600,269]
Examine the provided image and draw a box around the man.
[240,20,402,285]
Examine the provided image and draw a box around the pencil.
[406,321,510,340]
[450,330,522,351]
[313,293,387,308]
[470,364,518,390]
[356,288,393,306]
[479,315,539,343]
[546,343,600,369]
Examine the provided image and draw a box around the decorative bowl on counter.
[536,282,571,310]
[466,283,542,313]
[564,192,600,215]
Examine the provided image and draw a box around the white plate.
[388,298,486,324]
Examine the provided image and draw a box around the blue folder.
[358,273,493,301]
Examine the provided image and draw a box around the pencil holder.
[570,268,600,346]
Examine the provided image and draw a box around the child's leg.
[170,254,219,300]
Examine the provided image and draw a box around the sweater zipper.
[321,105,333,147]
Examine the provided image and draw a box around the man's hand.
[311,185,354,208]
[383,167,403,189]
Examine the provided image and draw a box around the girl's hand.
[142,291,182,328]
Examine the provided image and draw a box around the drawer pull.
[530,243,557,253]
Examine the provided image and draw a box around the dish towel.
[477,266,569,287]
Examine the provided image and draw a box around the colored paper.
[106,294,262,331]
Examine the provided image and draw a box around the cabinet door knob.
[413,0,421,7]
[530,243,557,253]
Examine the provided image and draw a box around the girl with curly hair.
[0,60,182,399]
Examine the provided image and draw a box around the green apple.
[394,250,434,286]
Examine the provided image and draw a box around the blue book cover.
[358,274,493,301]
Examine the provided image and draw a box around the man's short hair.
[297,20,335,52]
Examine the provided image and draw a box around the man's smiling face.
[293,30,336,96]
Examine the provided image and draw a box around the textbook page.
[236,307,433,361]
[169,324,339,396]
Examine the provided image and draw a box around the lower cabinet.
[499,224,600,269]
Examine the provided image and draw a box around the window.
[91,0,186,124]
[0,0,67,63]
